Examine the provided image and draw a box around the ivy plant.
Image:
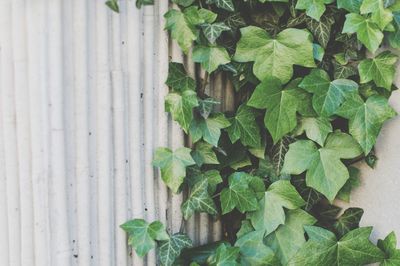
[108,0,400,265]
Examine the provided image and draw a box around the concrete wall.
[0,0,398,266]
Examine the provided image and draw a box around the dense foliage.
[109,0,400,265]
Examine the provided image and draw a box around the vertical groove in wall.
[0,1,226,265]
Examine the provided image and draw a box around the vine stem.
[199,71,209,98]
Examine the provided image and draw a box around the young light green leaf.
[220,172,259,214]
[226,104,261,147]
[265,209,317,265]
[165,90,199,133]
[337,0,363,13]
[202,22,230,44]
[248,77,309,143]
[299,69,359,117]
[189,113,231,147]
[248,180,305,235]
[153,147,196,193]
[293,116,333,146]
[181,178,218,220]
[191,141,219,167]
[192,45,230,73]
[295,0,334,21]
[235,231,279,266]
[288,227,385,265]
[166,62,196,92]
[337,94,397,154]
[120,219,169,257]
[159,233,192,266]
[282,132,363,201]
[358,51,398,91]
[342,13,383,53]
[333,208,364,237]
[207,243,240,266]
[378,232,400,266]
[234,26,315,83]
[206,0,235,12]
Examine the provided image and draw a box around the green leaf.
[342,13,383,53]
[106,0,119,12]
[220,172,259,214]
[181,178,218,220]
[202,22,231,44]
[293,116,333,146]
[236,220,254,239]
[292,176,322,211]
[337,0,363,13]
[295,0,334,21]
[191,141,219,167]
[186,168,222,194]
[206,0,235,12]
[193,45,230,73]
[136,0,154,8]
[336,166,361,202]
[306,15,335,48]
[159,233,192,266]
[288,227,385,265]
[234,26,315,83]
[207,243,240,266]
[120,219,169,257]
[282,132,363,201]
[388,12,400,48]
[248,180,305,235]
[198,98,220,119]
[153,147,196,193]
[358,51,398,91]
[269,136,295,180]
[165,90,199,133]
[333,208,364,237]
[337,94,397,154]
[189,113,231,147]
[235,231,279,266]
[299,69,359,117]
[266,209,317,265]
[166,62,196,92]
[378,232,400,266]
[248,77,309,143]
[226,104,261,147]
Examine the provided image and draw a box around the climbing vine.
[110,0,400,265]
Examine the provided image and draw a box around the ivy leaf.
[220,172,259,214]
[166,62,196,92]
[106,0,119,13]
[165,90,199,133]
[358,51,398,91]
[226,104,261,147]
[292,176,322,211]
[333,208,364,237]
[235,231,279,266]
[337,94,397,154]
[189,113,231,147]
[120,219,169,257]
[193,45,230,73]
[295,0,334,21]
[388,12,400,48]
[299,69,359,117]
[202,22,230,44]
[236,220,254,239]
[207,243,240,265]
[333,60,358,79]
[186,168,222,194]
[288,226,385,265]
[265,209,317,265]
[248,77,308,143]
[248,180,305,235]
[136,0,154,8]
[153,147,196,193]
[342,13,383,53]
[293,116,333,146]
[269,136,295,181]
[337,166,361,202]
[306,15,335,48]
[181,178,218,220]
[234,26,315,83]
[198,98,220,119]
[159,233,192,266]
[282,132,363,201]
[191,141,219,167]
[337,0,363,13]
[378,232,400,265]
[206,0,235,11]
[360,0,394,30]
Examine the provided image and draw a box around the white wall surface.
[0,0,399,266]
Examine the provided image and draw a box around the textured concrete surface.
[340,49,400,245]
